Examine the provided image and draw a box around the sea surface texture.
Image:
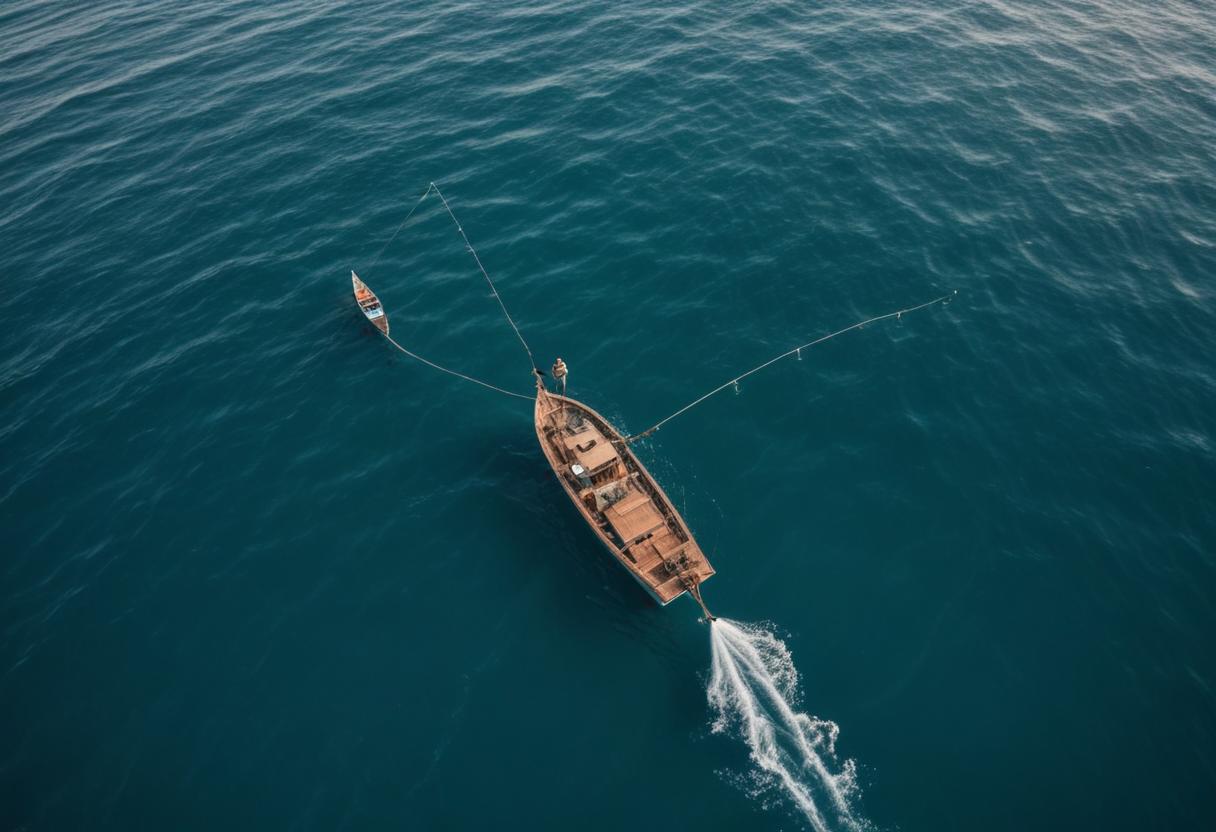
[3,1,1215,830]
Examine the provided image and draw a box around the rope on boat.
[431,182,539,376]
[622,291,957,443]
[687,575,716,622]
[380,330,533,401]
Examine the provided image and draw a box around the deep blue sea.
[3,1,1215,830]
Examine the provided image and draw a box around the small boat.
[534,379,715,612]
[352,271,389,335]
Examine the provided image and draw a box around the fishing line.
[431,182,539,375]
[624,291,957,442]
[366,183,434,276]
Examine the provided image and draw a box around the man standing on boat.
[552,358,568,395]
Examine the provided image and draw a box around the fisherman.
[551,357,568,395]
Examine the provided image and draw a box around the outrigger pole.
[620,291,957,444]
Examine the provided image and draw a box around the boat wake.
[708,619,868,832]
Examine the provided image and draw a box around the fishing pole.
[621,291,957,443]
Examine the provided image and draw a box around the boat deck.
[534,386,714,605]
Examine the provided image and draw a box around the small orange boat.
[534,378,715,614]
[352,271,389,335]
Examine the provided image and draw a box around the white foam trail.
[708,618,866,832]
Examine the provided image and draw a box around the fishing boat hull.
[534,384,714,607]
[594,533,671,606]
[351,271,389,336]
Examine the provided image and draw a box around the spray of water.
[708,618,867,832]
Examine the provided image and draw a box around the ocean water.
[3,1,1215,829]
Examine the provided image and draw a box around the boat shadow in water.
[484,433,657,618]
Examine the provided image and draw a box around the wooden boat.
[352,271,389,335]
[351,187,952,624]
[534,380,715,613]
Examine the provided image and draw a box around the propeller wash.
[709,618,868,832]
